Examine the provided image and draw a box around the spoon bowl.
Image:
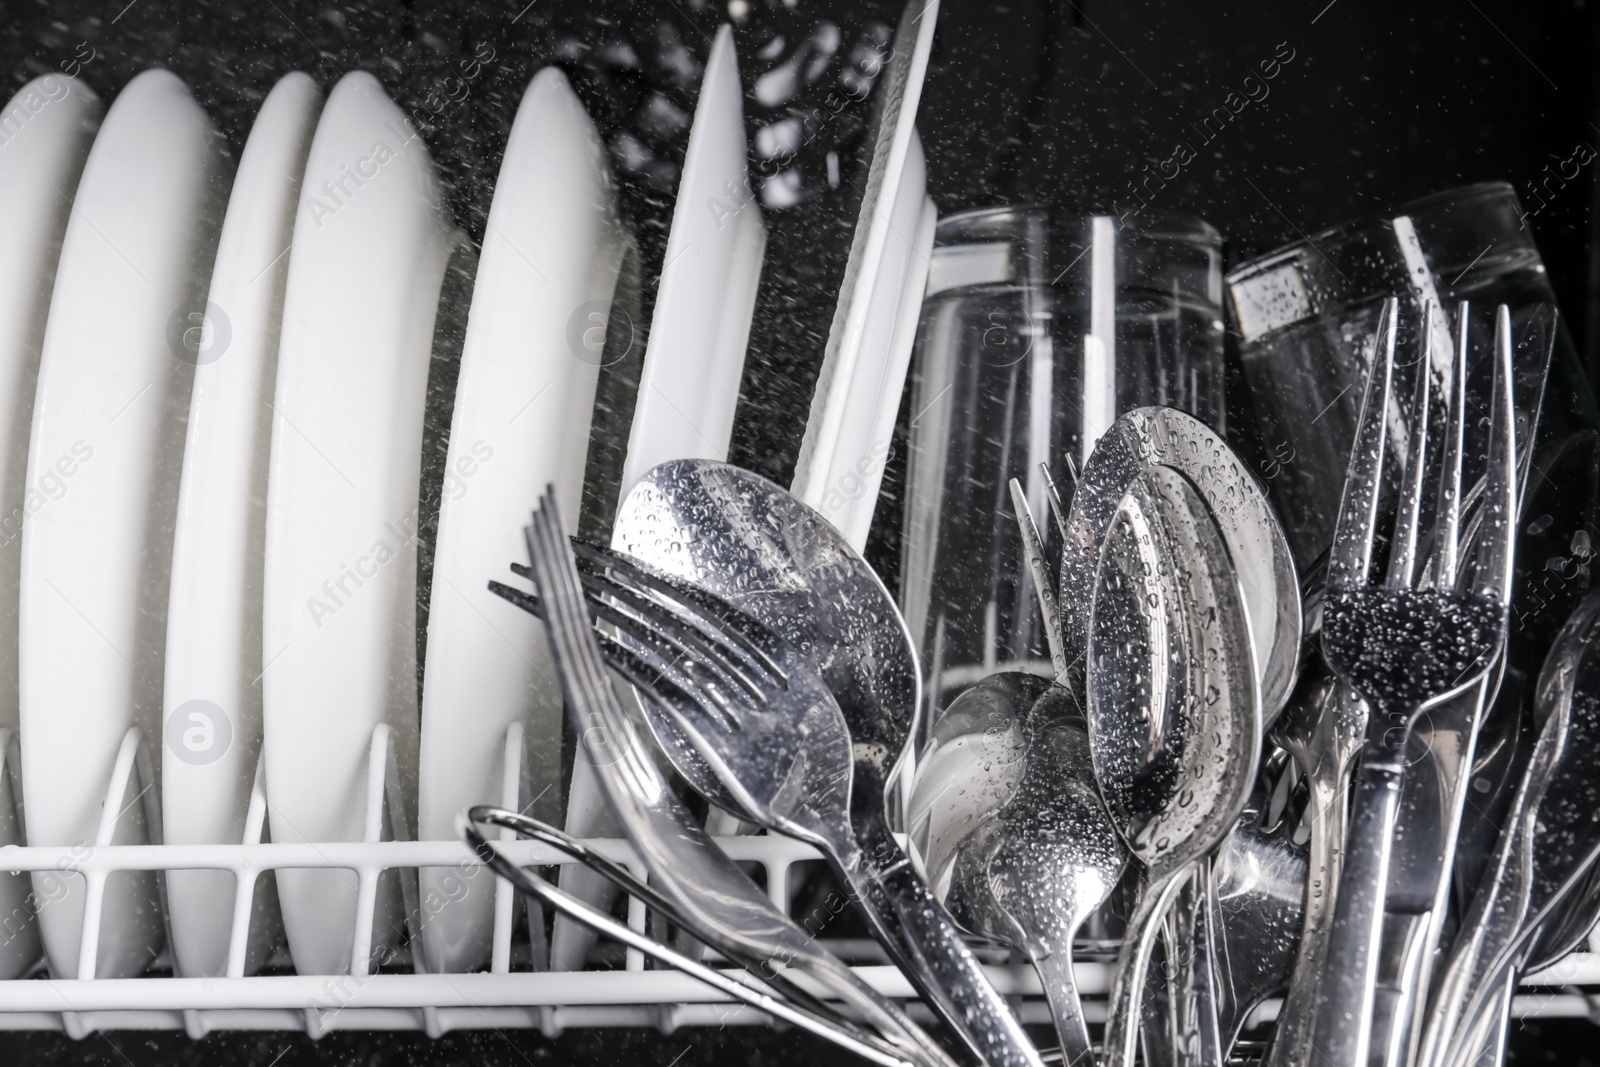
[1061,407,1300,725]
[910,675,1126,1067]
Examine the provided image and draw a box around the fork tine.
[508,559,761,709]
[1384,321,1434,589]
[1327,297,1399,592]
[524,492,668,825]
[489,578,746,733]
[569,540,789,688]
[569,583,754,726]
[574,566,773,707]
[1010,477,1068,678]
[1431,302,1471,590]
[1471,304,1518,603]
[1039,462,1070,543]
[515,551,782,705]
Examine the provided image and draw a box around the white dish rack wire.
[0,720,1595,1040]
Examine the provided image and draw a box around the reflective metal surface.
[612,458,1046,1067]
[1059,406,1301,727]
[1208,768,1308,1051]
[1044,405,1297,1067]
[1087,463,1262,1067]
[1420,586,1600,1067]
[1149,762,1308,1064]
[1309,302,1517,1067]
[909,675,1125,1066]
[1263,664,1363,1067]
[464,809,918,1067]
[515,489,955,1067]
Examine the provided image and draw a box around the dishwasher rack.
[0,721,1595,1040]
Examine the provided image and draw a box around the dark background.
[2,0,1597,1061]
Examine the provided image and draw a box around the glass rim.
[1226,180,1519,284]
[936,202,1223,246]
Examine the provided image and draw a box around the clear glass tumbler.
[900,205,1225,731]
[1226,181,1600,581]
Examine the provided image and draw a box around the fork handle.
[1306,753,1406,1067]
[845,813,1046,1067]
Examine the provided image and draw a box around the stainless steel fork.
[494,531,1044,1067]
[509,490,959,1067]
[1306,299,1517,1067]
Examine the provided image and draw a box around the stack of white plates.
[0,12,933,980]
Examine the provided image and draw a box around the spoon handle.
[846,812,1046,1067]
[1462,974,1514,1067]
[1101,859,1198,1067]
[1433,958,1517,1067]
[1031,945,1094,1067]
[1417,708,1554,1067]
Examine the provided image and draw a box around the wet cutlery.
[604,459,1046,1067]
[1419,585,1600,1067]
[1087,463,1262,1067]
[1306,300,1516,1067]
[910,672,1125,1066]
[464,806,922,1067]
[500,487,960,1067]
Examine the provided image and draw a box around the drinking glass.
[1227,181,1599,583]
[900,205,1225,731]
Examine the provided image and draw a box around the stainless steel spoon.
[612,458,1046,1067]
[1209,754,1309,1050]
[1261,650,1366,1067]
[1087,463,1263,1067]
[910,673,1125,1067]
[1053,408,1299,1067]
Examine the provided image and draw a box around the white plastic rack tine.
[765,854,791,915]
[348,724,426,980]
[348,728,385,978]
[489,720,548,977]
[490,721,521,976]
[624,863,648,973]
[0,729,23,843]
[77,727,168,983]
[223,752,270,980]
[383,730,427,979]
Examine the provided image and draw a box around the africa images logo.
[165,699,233,766]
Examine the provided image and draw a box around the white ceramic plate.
[263,70,451,977]
[806,130,935,551]
[617,23,765,494]
[0,73,101,981]
[790,0,938,522]
[416,67,630,975]
[553,23,765,972]
[163,71,322,979]
[20,68,229,979]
